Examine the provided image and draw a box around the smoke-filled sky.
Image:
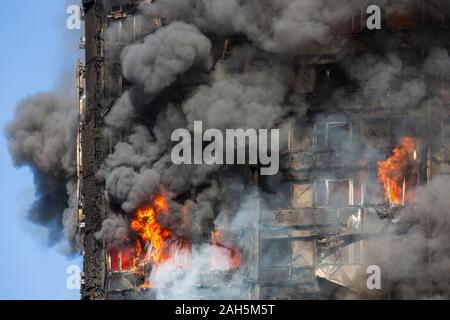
[0,1,80,299]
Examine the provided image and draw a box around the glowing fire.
[378,136,418,205]
[140,280,152,289]
[108,193,242,289]
[128,193,192,283]
[130,195,172,265]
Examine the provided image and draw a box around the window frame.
[314,121,353,152]
[313,178,357,208]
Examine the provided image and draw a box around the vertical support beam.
[81,1,107,300]
[76,61,85,228]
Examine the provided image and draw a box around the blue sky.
[0,1,82,299]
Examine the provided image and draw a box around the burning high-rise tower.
[8,0,450,300]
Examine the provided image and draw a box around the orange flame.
[109,194,242,289]
[130,195,172,265]
[378,136,418,205]
[140,280,152,289]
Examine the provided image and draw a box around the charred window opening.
[315,64,350,94]
[389,118,419,149]
[279,122,291,153]
[328,123,351,151]
[364,120,389,149]
[365,173,386,206]
[106,0,138,16]
[279,119,313,153]
[316,66,331,94]
[315,122,352,152]
[331,6,364,35]
[294,66,316,94]
[261,175,291,209]
[261,239,292,268]
[328,180,350,207]
[219,39,234,62]
[314,179,352,207]
[214,36,251,70]
[444,0,450,26]
[386,0,419,30]
[109,0,123,13]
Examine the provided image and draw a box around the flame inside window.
[130,195,172,265]
[107,194,242,289]
[377,136,418,205]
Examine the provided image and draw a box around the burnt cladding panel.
[81,1,107,300]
